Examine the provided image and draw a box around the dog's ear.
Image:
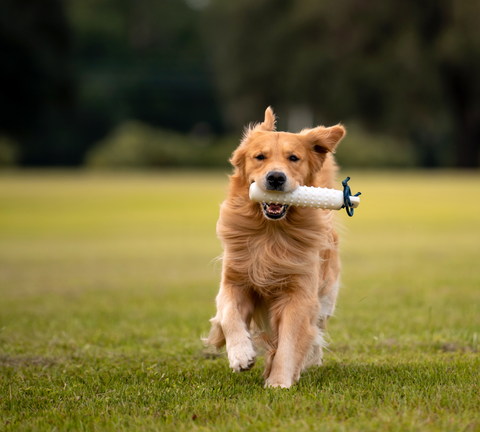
[230,144,246,171]
[303,125,346,154]
[258,106,276,132]
[242,106,277,142]
[303,125,345,174]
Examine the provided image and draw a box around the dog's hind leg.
[318,230,341,330]
[303,326,326,368]
[202,315,226,350]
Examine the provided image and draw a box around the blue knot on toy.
[342,177,361,217]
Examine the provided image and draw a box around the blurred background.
[1,0,479,169]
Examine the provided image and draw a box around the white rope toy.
[249,182,360,211]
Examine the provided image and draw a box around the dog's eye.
[255,154,265,161]
[289,155,299,162]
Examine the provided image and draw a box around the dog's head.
[231,107,345,220]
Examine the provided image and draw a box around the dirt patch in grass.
[439,342,477,353]
[0,355,57,368]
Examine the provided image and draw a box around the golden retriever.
[204,107,345,388]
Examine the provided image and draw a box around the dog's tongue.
[267,204,282,212]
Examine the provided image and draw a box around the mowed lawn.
[0,170,479,431]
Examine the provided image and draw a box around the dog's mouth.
[262,203,289,220]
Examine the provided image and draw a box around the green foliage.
[0,0,222,166]
[68,0,223,134]
[0,171,479,430]
[85,121,237,168]
[3,0,480,166]
[0,0,80,166]
[335,124,417,168]
[202,0,480,167]
[86,120,416,168]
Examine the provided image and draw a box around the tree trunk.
[455,110,480,168]
[440,63,480,168]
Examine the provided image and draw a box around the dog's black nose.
[266,171,287,190]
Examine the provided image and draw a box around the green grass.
[0,170,479,431]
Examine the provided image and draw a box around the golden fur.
[203,107,345,388]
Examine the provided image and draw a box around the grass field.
[1,170,479,431]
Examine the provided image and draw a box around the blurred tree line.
[0,0,479,167]
[0,0,222,166]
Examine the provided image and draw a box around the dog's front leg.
[213,281,257,372]
[266,291,318,388]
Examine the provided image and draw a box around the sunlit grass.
[0,170,479,431]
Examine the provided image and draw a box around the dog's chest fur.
[218,200,334,297]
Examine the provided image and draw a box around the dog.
[203,107,345,388]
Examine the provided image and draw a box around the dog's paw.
[264,369,294,388]
[227,339,257,372]
[264,378,293,389]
